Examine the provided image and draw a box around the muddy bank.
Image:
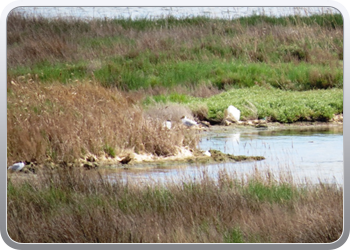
[202,114,343,133]
[204,113,343,128]
[9,147,265,175]
[7,117,342,175]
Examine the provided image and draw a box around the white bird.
[226,105,241,122]
[180,116,198,127]
[203,150,211,157]
[8,161,25,171]
[163,120,172,129]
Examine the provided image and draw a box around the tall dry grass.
[7,12,343,68]
[7,167,343,243]
[7,80,198,164]
[7,12,343,91]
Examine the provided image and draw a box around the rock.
[26,163,37,174]
[120,155,132,164]
[255,123,268,128]
[199,121,210,127]
[83,162,98,170]
[86,156,96,162]
[224,120,232,126]
[332,114,343,122]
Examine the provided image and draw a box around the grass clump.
[245,181,296,203]
[224,227,245,243]
[7,167,343,243]
[188,86,343,122]
[7,81,198,164]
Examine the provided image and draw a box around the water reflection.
[231,132,241,145]
[198,126,343,185]
[103,126,343,186]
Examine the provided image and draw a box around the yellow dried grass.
[7,81,198,164]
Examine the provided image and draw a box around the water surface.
[13,7,339,20]
[199,126,343,183]
[105,126,343,186]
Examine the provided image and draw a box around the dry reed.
[7,167,343,243]
[7,80,198,165]
[7,12,343,90]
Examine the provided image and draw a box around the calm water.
[105,126,343,186]
[12,7,339,20]
[199,127,343,183]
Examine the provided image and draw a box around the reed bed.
[7,81,198,164]
[7,167,343,243]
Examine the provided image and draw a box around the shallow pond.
[105,125,343,186]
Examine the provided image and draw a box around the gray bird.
[180,116,198,127]
[8,161,25,171]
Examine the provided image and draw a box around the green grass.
[245,181,296,203]
[236,13,343,28]
[103,144,116,158]
[8,12,343,91]
[224,227,245,243]
[10,59,342,91]
[9,61,89,84]
[145,86,343,123]
[198,86,343,122]
[108,16,217,31]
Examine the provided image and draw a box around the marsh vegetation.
[7,167,343,243]
[7,10,343,243]
[7,11,343,164]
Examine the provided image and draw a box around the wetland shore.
[7,11,343,243]
[7,11,343,168]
